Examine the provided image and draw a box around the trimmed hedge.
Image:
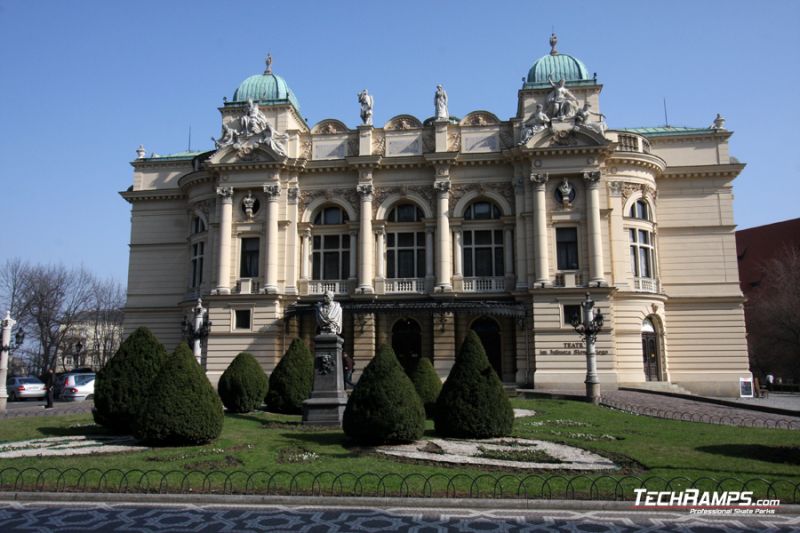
[407,357,442,418]
[136,342,224,445]
[218,352,268,413]
[434,330,514,438]
[266,338,314,414]
[93,327,167,434]
[343,344,425,445]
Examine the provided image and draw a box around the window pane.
[312,254,320,279]
[417,250,425,276]
[387,250,396,278]
[475,230,492,245]
[398,250,415,277]
[629,229,636,243]
[323,207,342,225]
[494,247,504,275]
[417,232,425,246]
[342,236,350,249]
[342,252,350,279]
[464,249,473,277]
[494,230,503,243]
[556,227,577,243]
[240,238,259,277]
[475,248,493,276]
[235,309,251,330]
[323,252,340,279]
[323,235,339,249]
[630,247,638,276]
[387,233,395,246]
[638,230,649,245]
[398,233,414,247]
[463,231,472,245]
[640,248,651,278]
[313,235,321,248]
[396,204,417,222]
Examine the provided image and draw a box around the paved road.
[1,399,94,419]
[602,390,800,428]
[0,501,796,532]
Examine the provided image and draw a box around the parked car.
[6,376,47,401]
[59,373,96,401]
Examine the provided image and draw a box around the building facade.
[122,38,750,396]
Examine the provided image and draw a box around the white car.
[6,376,47,401]
[60,373,95,401]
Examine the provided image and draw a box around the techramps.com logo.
[632,488,781,515]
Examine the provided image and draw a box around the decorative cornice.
[606,152,666,173]
[119,189,186,203]
[660,163,746,179]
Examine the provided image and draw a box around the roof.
[525,52,592,88]
[139,150,205,162]
[620,126,719,137]
[232,72,300,111]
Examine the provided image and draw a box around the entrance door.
[641,331,660,381]
[392,318,422,368]
[471,318,502,378]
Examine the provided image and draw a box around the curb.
[617,388,800,418]
[1,492,799,515]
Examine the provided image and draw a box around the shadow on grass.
[696,444,800,465]
[37,425,107,437]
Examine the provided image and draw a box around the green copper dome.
[231,54,300,111]
[524,34,593,88]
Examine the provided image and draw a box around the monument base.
[302,333,348,427]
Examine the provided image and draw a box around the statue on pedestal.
[434,84,449,120]
[315,290,342,336]
[358,89,374,126]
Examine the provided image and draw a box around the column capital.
[356,182,373,199]
[263,183,281,200]
[530,172,549,186]
[216,186,234,200]
[434,179,451,194]
[583,170,602,185]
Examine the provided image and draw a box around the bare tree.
[87,277,126,368]
[746,246,800,382]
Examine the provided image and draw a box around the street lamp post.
[182,298,211,366]
[570,292,604,404]
[73,340,84,369]
[1,311,25,412]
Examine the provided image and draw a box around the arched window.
[630,199,650,220]
[386,203,426,286]
[462,200,504,282]
[189,215,206,289]
[311,206,350,282]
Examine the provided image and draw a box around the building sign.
[540,342,608,356]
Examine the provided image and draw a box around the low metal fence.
[1,468,798,502]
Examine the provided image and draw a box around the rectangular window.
[240,238,259,278]
[563,304,581,326]
[234,309,251,330]
[191,241,204,288]
[556,228,579,270]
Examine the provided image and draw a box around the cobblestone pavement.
[601,390,800,428]
[0,502,797,532]
[1,400,94,419]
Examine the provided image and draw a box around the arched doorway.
[471,317,502,378]
[641,318,661,381]
[392,318,422,368]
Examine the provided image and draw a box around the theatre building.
[122,37,751,396]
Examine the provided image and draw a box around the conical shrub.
[266,338,314,414]
[218,352,268,413]
[434,330,514,438]
[93,327,167,434]
[343,344,425,445]
[407,357,442,418]
[136,342,224,445]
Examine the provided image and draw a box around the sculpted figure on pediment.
[240,99,270,136]
[518,104,551,145]
[546,77,579,119]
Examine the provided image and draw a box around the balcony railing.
[308,280,346,295]
[385,278,425,294]
[553,271,585,288]
[462,277,505,293]
[633,277,660,293]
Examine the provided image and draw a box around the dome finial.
[549,33,558,56]
[265,53,273,75]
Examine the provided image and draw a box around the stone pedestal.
[302,333,348,426]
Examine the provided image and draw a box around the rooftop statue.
[315,290,342,336]
[546,77,579,119]
[518,104,551,145]
[240,99,270,136]
[434,85,449,120]
[358,89,374,126]
[212,124,239,149]
[574,102,607,135]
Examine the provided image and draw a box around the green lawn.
[1,398,798,500]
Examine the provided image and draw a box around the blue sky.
[1,0,798,284]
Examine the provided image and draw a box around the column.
[349,230,358,282]
[357,181,374,293]
[452,228,463,277]
[425,227,435,279]
[434,176,452,290]
[284,185,299,295]
[530,172,550,286]
[300,227,311,280]
[214,186,234,295]
[375,226,386,279]
[513,176,528,290]
[263,182,281,294]
[0,312,17,411]
[504,226,514,278]
[584,171,605,285]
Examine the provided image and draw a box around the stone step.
[618,382,694,396]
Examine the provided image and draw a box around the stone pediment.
[208,139,285,165]
[460,111,501,127]
[311,119,349,134]
[519,122,607,149]
[384,115,423,130]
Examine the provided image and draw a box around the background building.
[122,38,750,396]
